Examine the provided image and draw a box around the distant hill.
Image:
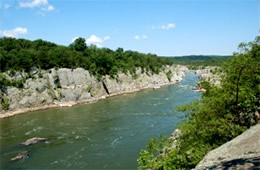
[160,55,232,69]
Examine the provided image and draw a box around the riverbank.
[0,73,201,169]
[0,81,179,119]
[0,65,188,119]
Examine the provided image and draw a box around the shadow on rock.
[208,157,260,170]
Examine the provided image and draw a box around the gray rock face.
[57,68,91,88]
[196,66,221,86]
[24,78,46,92]
[0,65,188,112]
[57,68,75,87]
[73,68,90,85]
[195,124,260,170]
[102,65,188,94]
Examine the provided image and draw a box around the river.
[0,73,201,169]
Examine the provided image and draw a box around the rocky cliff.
[0,65,188,117]
[195,66,221,86]
[195,123,260,170]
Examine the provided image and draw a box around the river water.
[0,73,201,169]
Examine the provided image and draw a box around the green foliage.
[38,71,43,78]
[46,77,57,100]
[166,71,172,81]
[138,36,260,169]
[54,75,61,88]
[163,55,231,69]
[137,134,169,169]
[87,86,92,96]
[1,97,9,110]
[70,37,87,51]
[0,73,24,90]
[58,90,63,100]
[0,37,172,78]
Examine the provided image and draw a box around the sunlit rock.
[10,151,29,161]
[22,137,48,146]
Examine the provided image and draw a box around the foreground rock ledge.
[195,124,260,170]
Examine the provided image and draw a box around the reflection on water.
[0,73,201,169]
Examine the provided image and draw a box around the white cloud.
[134,35,148,40]
[41,5,54,11]
[72,37,79,42]
[134,35,140,40]
[104,36,110,41]
[161,23,175,30]
[0,27,27,38]
[72,35,110,47]
[19,0,48,8]
[19,0,55,14]
[86,35,104,45]
[142,35,148,39]
[150,23,176,30]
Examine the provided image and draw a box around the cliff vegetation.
[138,36,260,169]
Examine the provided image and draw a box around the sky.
[0,0,259,56]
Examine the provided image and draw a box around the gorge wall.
[196,66,221,85]
[0,65,188,116]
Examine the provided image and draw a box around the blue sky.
[0,0,259,56]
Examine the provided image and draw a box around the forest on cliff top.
[0,37,172,78]
[0,37,230,77]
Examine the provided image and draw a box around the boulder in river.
[192,85,206,92]
[22,137,48,146]
[10,151,29,161]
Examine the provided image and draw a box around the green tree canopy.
[138,36,260,169]
[0,37,172,78]
[70,37,87,51]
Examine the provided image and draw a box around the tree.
[137,36,260,169]
[221,37,260,125]
[0,37,172,77]
[72,37,87,51]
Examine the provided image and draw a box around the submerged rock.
[10,151,29,161]
[22,137,48,146]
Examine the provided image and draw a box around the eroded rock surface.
[195,124,260,170]
[196,66,221,86]
[1,65,188,113]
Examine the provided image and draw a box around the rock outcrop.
[10,151,29,161]
[161,129,182,156]
[22,137,48,146]
[196,66,221,86]
[0,65,188,117]
[195,124,260,170]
